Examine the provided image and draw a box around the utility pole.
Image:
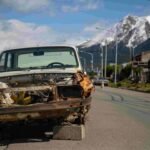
[104,40,107,78]
[91,54,94,71]
[84,58,86,72]
[101,45,104,78]
[130,46,135,78]
[114,40,118,85]
[132,47,135,59]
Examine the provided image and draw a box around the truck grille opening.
[58,85,83,99]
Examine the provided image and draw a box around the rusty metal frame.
[0,97,91,122]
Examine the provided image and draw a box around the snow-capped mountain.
[79,15,150,64]
[80,15,150,48]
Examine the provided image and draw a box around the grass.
[109,80,150,93]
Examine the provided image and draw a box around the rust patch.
[74,71,94,97]
[0,98,91,122]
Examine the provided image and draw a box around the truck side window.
[0,53,6,71]
[7,53,12,69]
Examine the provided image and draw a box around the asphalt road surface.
[0,87,150,150]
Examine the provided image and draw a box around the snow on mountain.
[146,16,150,23]
[80,15,150,49]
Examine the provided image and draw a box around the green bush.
[117,82,122,87]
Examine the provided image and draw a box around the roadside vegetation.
[87,63,150,93]
[108,64,150,93]
[109,80,150,93]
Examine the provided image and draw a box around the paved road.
[0,87,150,150]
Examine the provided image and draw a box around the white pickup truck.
[0,46,92,125]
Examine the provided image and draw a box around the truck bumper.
[0,97,91,122]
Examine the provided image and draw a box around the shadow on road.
[0,121,53,146]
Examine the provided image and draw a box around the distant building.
[133,51,150,83]
[108,63,115,66]
[121,63,128,68]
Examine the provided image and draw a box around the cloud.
[80,0,99,10]
[62,0,103,13]
[0,19,57,50]
[64,36,88,46]
[0,19,87,51]
[0,0,103,15]
[84,21,109,34]
[62,5,79,13]
[0,0,50,13]
[135,5,144,10]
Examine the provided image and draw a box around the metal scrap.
[74,71,94,97]
[0,82,14,105]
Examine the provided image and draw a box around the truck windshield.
[0,47,78,72]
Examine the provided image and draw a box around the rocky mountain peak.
[80,15,150,48]
[79,15,150,64]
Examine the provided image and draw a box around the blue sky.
[0,0,150,49]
